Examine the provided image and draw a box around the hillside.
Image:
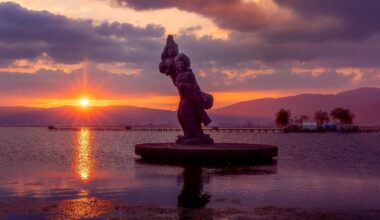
[0,106,177,126]
[211,87,380,126]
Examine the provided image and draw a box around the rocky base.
[175,134,214,145]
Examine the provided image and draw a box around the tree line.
[275,107,355,128]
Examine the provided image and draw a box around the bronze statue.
[159,35,214,145]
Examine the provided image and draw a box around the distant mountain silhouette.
[0,106,177,127]
[211,87,380,126]
[1,87,379,126]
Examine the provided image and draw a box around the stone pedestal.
[135,143,277,165]
[175,134,214,145]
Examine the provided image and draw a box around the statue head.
[174,53,190,72]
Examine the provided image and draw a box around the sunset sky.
[1,0,380,109]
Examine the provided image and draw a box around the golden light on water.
[75,129,93,182]
[55,198,114,219]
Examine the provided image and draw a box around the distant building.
[324,123,357,131]
[324,123,337,130]
[301,121,318,130]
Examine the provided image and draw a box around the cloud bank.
[1,1,380,107]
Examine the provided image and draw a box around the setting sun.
[80,98,89,107]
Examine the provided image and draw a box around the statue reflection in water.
[177,166,211,220]
[177,166,210,208]
[175,163,277,219]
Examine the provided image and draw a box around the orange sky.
[7,89,342,110]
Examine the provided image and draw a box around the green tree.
[330,108,355,124]
[275,108,291,128]
[314,110,329,126]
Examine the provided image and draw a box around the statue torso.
[175,69,199,101]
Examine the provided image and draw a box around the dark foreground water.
[0,127,379,219]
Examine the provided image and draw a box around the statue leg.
[193,113,204,137]
[177,101,213,145]
[178,106,189,137]
[178,100,199,138]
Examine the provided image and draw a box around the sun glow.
[80,98,89,107]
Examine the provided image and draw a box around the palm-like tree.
[330,108,355,124]
[275,108,291,128]
[314,110,329,126]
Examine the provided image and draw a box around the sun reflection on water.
[75,129,94,183]
[53,198,114,220]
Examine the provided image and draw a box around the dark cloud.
[0,2,164,63]
[175,33,380,69]
[112,0,270,31]
[113,0,380,44]
[95,22,164,38]
[268,0,380,43]
[275,0,380,22]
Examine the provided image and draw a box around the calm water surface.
[0,127,379,215]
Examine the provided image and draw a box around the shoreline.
[1,198,379,220]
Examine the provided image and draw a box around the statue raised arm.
[159,35,178,85]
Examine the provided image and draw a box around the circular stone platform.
[135,143,277,164]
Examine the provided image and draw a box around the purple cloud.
[0,2,164,64]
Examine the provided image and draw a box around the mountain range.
[212,87,380,126]
[0,106,176,127]
[0,87,379,126]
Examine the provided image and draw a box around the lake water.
[0,127,379,219]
